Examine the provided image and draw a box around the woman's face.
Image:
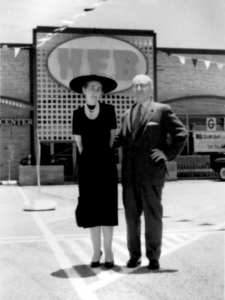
[82,81,103,106]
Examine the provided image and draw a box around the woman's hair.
[83,80,104,92]
[83,81,89,89]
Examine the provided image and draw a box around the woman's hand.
[73,135,83,154]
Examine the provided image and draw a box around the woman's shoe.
[90,251,102,268]
[104,261,114,269]
[90,261,101,268]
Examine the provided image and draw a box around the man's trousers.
[122,181,164,261]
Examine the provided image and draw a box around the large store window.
[41,142,75,181]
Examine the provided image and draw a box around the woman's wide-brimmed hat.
[69,74,117,94]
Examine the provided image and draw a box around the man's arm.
[110,129,116,148]
[162,105,188,161]
[112,113,126,149]
[151,149,168,162]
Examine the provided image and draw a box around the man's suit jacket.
[118,101,188,185]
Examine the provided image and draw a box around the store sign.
[194,131,225,152]
[0,118,33,126]
[47,36,148,93]
[206,118,216,131]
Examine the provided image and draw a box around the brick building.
[0,27,225,182]
[0,47,33,181]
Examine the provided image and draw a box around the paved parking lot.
[0,180,224,300]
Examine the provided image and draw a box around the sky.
[0,0,225,50]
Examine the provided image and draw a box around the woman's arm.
[110,129,116,148]
[73,135,83,154]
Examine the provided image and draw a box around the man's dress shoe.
[148,259,160,270]
[127,258,141,268]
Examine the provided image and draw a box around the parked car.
[210,153,225,181]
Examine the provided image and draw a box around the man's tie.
[132,104,142,138]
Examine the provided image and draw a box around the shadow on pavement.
[127,267,179,274]
[51,265,98,278]
[51,265,179,279]
[52,264,127,278]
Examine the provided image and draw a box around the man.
[118,74,187,270]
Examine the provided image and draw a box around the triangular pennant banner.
[38,36,52,42]
[61,20,74,25]
[36,41,46,49]
[192,59,197,67]
[72,14,82,19]
[57,26,68,32]
[93,2,103,7]
[84,7,95,12]
[53,27,64,32]
[204,60,211,70]
[72,12,86,19]
[178,56,186,64]
[14,48,20,57]
[217,63,224,71]
[79,12,87,17]
[46,33,57,38]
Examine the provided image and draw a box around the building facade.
[0,27,224,181]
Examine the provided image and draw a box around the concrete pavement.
[0,180,224,300]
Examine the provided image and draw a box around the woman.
[70,75,118,269]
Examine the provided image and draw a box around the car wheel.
[219,167,225,181]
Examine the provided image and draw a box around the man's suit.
[119,100,188,261]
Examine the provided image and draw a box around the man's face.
[83,81,102,105]
[132,75,153,104]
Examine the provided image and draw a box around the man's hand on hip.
[151,149,168,162]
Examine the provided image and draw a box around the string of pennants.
[0,98,33,109]
[1,0,224,72]
[157,50,225,71]
[1,0,107,57]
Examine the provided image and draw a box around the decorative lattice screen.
[35,30,154,141]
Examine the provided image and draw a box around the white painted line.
[45,216,74,224]
[64,239,91,265]
[115,235,149,265]
[164,225,225,234]
[75,237,127,287]
[164,233,189,243]
[0,239,46,244]
[56,234,90,240]
[0,235,44,240]
[90,226,224,292]
[80,236,125,270]
[112,242,127,266]
[89,270,125,292]
[65,239,112,280]
[17,187,99,300]
[162,238,178,248]
[161,231,209,256]
[16,186,225,295]
[113,236,129,257]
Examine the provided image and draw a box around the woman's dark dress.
[73,102,118,228]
